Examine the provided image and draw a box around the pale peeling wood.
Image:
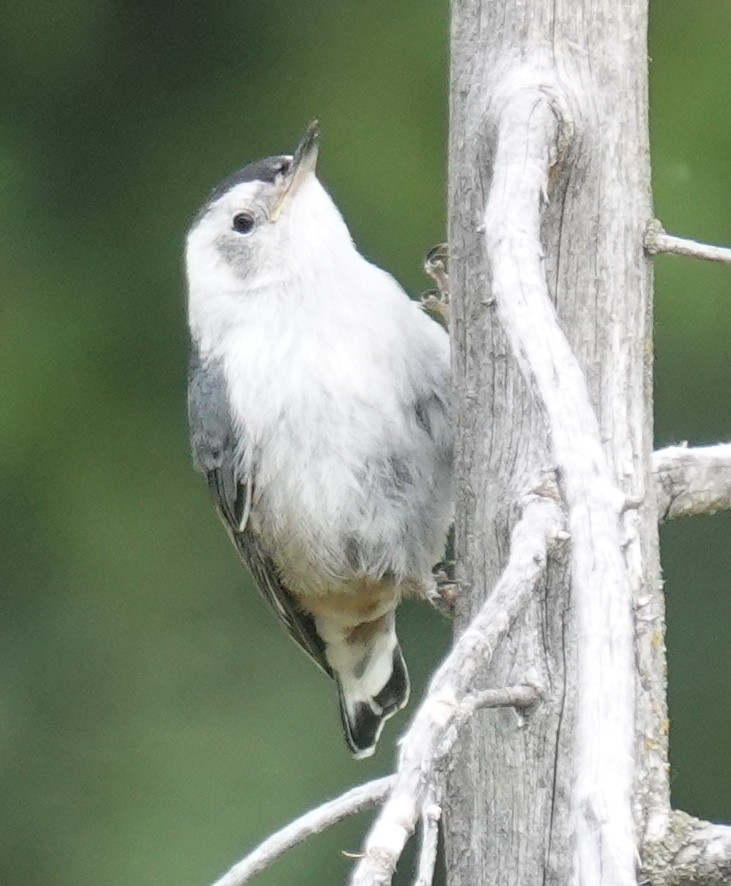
[447,1,662,885]
[653,444,731,520]
[482,81,636,886]
[412,788,441,886]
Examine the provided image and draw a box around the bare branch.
[209,777,393,886]
[642,811,731,886]
[653,444,731,520]
[207,674,545,884]
[645,220,731,264]
[482,77,637,885]
[412,787,441,886]
[349,491,564,886]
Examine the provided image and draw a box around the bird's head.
[186,120,353,296]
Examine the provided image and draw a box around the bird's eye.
[232,212,255,234]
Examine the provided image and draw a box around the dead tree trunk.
[445,1,663,884]
[204,5,731,886]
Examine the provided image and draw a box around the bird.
[185,121,453,758]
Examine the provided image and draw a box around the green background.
[2,2,729,884]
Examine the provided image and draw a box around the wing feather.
[188,347,332,677]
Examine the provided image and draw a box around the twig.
[644,220,731,264]
[653,443,731,520]
[349,491,563,886]
[208,777,393,886]
[482,79,637,885]
[206,677,543,886]
[412,787,441,886]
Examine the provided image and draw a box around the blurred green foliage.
[1,1,728,883]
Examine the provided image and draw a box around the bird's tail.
[333,616,410,759]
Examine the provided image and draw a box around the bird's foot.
[427,560,457,617]
[420,243,450,326]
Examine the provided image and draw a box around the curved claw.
[426,561,458,618]
[421,243,450,326]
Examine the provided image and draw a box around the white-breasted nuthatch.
[185,121,453,758]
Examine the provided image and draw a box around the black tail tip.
[343,703,385,759]
[339,648,410,759]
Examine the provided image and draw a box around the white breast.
[192,247,452,595]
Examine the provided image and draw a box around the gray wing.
[187,346,332,677]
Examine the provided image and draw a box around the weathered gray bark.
[445,2,664,884]
[643,812,731,886]
[198,6,731,885]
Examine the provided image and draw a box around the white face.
[186,159,354,296]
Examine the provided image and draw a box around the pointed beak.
[271,119,320,220]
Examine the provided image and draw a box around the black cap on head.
[191,121,320,227]
[206,155,291,205]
